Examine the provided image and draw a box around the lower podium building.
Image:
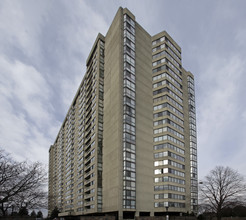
[48,7,198,220]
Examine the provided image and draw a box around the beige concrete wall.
[103,7,124,212]
[135,23,154,214]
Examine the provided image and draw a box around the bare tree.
[199,166,246,220]
[0,149,47,216]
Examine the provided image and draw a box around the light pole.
[165,206,169,220]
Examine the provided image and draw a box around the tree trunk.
[0,203,6,216]
[217,207,222,220]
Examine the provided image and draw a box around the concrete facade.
[48,7,198,220]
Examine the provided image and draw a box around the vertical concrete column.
[118,210,123,220]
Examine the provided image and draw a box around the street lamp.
[165,206,169,220]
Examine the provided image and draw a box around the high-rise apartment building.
[48,7,197,220]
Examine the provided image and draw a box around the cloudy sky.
[1,0,246,180]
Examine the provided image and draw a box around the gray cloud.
[0,0,246,179]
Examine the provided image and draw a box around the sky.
[1,0,246,181]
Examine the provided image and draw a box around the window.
[152,36,165,46]
[152,44,165,52]
[153,58,165,67]
[123,16,136,210]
